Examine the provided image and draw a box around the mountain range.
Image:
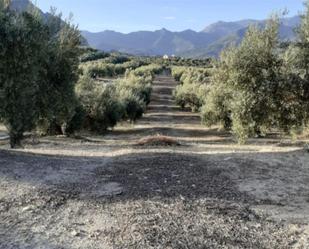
[8,0,89,46]
[9,0,300,58]
[82,16,300,58]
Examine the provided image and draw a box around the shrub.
[75,75,124,133]
[122,74,152,104]
[201,82,232,130]
[118,90,145,122]
[171,67,187,81]
[90,85,124,132]
[79,58,149,79]
[80,51,110,62]
[174,83,208,112]
[201,17,284,143]
[66,105,87,135]
[74,62,161,132]
[173,67,210,112]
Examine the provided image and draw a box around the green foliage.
[8,1,309,146]
[66,105,87,135]
[201,82,232,130]
[37,10,81,136]
[89,85,124,132]
[80,51,110,62]
[200,7,309,142]
[173,67,210,112]
[171,67,187,81]
[80,57,148,78]
[116,88,145,122]
[74,64,161,132]
[116,65,162,120]
[135,64,164,75]
[201,16,301,142]
[0,5,49,147]
[75,75,124,133]
[103,54,130,64]
[0,3,81,146]
[278,0,309,128]
[174,83,208,112]
[151,56,212,68]
[117,75,151,108]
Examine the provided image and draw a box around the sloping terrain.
[82,16,300,58]
[0,76,309,248]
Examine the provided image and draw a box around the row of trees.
[0,2,81,148]
[74,64,163,133]
[80,58,148,78]
[172,67,210,112]
[0,2,164,147]
[203,10,309,142]
[173,2,309,143]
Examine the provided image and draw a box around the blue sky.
[35,0,304,33]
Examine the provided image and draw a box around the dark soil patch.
[136,136,181,146]
[95,153,252,202]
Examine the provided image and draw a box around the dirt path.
[106,75,230,145]
[1,76,309,248]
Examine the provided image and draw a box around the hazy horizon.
[35,0,304,33]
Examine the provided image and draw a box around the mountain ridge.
[8,0,300,58]
[82,15,300,58]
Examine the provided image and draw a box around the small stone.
[254,224,261,228]
[93,182,123,197]
[22,206,32,212]
[71,230,80,237]
[248,214,255,221]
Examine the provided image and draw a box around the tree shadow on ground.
[104,127,230,139]
[0,148,308,249]
[1,148,306,205]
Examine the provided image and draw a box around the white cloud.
[163,16,176,20]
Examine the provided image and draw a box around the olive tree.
[38,11,81,135]
[0,3,49,147]
[0,2,81,147]
[280,0,309,128]
[202,17,282,143]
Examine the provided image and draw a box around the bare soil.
[0,76,309,248]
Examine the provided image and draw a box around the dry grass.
[137,135,180,146]
[106,199,298,249]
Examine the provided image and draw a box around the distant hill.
[82,29,214,56]
[83,16,300,58]
[9,0,50,19]
[8,1,300,58]
[8,0,88,46]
